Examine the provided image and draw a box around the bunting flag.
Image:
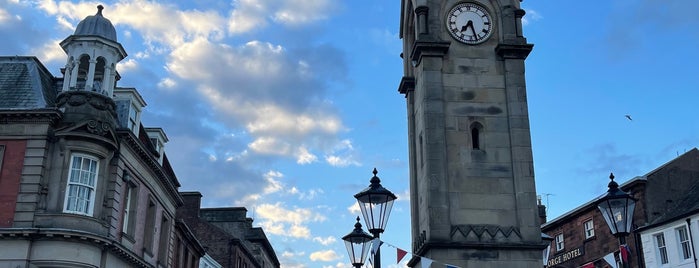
[371,238,383,255]
[602,252,618,268]
[581,262,595,268]
[420,256,433,268]
[619,244,630,264]
[397,248,408,264]
[445,264,461,268]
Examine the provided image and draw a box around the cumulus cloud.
[312,236,336,246]
[309,249,341,262]
[252,202,327,239]
[30,39,65,64]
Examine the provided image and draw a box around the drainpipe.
[686,218,698,268]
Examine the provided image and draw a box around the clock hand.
[469,22,478,38]
[461,20,474,33]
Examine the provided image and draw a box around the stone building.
[178,192,280,268]
[397,0,545,267]
[0,6,206,267]
[542,148,699,268]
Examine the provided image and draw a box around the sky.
[1,0,698,267]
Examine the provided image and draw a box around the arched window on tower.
[470,122,484,150]
[93,57,106,95]
[76,54,90,91]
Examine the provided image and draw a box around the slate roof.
[0,56,58,109]
[637,177,699,231]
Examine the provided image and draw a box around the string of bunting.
[369,239,629,268]
[368,238,462,268]
[574,244,629,268]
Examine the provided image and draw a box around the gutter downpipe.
[686,218,698,268]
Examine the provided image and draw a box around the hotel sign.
[547,246,584,267]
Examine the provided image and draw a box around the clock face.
[446,2,493,45]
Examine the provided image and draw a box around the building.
[636,175,699,268]
[542,148,699,268]
[397,0,545,267]
[178,192,280,268]
[0,6,208,267]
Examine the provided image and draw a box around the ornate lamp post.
[343,217,374,268]
[354,168,397,268]
[597,173,636,268]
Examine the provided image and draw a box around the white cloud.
[347,202,360,215]
[116,58,138,73]
[228,1,267,34]
[157,77,177,89]
[30,39,64,64]
[0,9,9,23]
[295,146,318,164]
[263,170,284,194]
[312,236,337,246]
[522,9,542,26]
[309,249,341,262]
[273,0,334,25]
[289,224,311,238]
[256,203,326,225]
[323,263,353,268]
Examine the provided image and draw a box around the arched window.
[470,122,484,150]
[76,54,90,90]
[93,57,107,94]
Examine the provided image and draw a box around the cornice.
[117,129,184,206]
[0,109,62,124]
[0,228,153,268]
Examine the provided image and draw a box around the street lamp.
[597,173,636,268]
[354,168,397,268]
[343,217,374,268]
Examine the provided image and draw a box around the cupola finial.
[97,5,104,16]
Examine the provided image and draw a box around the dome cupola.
[74,5,117,42]
[60,5,126,97]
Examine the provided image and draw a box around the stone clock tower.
[397,0,544,267]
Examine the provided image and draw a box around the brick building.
[542,148,699,268]
[178,192,280,268]
[0,6,209,267]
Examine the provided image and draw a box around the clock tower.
[397,0,544,267]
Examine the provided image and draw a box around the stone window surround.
[63,153,100,216]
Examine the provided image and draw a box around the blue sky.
[1,0,698,267]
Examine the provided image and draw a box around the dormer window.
[114,88,146,134]
[145,127,168,164]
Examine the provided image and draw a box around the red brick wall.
[0,140,27,227]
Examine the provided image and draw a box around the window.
[144,199,156,253]
[555,233,564,251]
[0,145,5,170]
[158,216,171,263]
[419,134,424,167]
[64,154,99,215]
[655,233,669,264]
[128,104,139,133]
[122,180,138,236]
[470,122,483,150]
[677,226,692,260]
[583,219,595,239]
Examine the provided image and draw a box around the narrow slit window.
[470,122,483,150]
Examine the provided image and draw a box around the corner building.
[398,0,545,267]
[0,6,204,267]
[542,149,699,268]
